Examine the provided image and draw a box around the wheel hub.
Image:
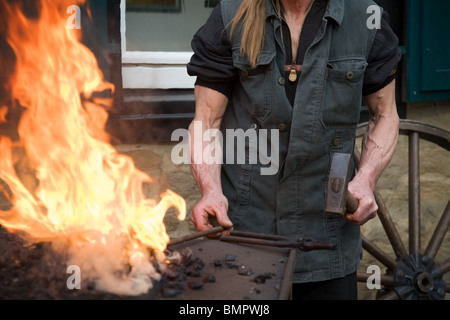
[394,253,446,300]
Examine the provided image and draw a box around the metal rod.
[220,235,295,248]
[220,234,335,251]
[167,226,226,247]
[362,235,397,271]
[409,131,421,254]
[230,230,289,241]
[278,249,297,300]
[424,200,450,259]
[354,146,408,259]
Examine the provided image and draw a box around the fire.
[0,0,186,295]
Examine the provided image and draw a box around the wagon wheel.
[355,119,450,300]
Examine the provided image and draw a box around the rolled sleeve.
[363,10,403,96]
[186,4,236,98]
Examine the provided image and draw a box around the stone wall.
[115,143,200,239]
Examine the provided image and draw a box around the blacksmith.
[186,0,401,300]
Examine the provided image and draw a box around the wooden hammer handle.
[346,190,359,214]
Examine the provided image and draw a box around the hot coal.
[0,225,208,300]
[225,254,236,261]
[158,248,210,298]
[187,280,203,290]
[0,225,122,300]
[238,265,253,276]
[203,273,216,283]
[0,226,282,300]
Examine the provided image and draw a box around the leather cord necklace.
[280,0,315,82]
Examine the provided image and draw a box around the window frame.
[119,0,195,89]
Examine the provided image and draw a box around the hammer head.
[325,153,352,215]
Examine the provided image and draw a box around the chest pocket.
[232,49,276,121]
[322,59,368,127]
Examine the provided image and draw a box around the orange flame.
[0,105,7,123]
[0,0,185,295]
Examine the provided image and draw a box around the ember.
[154,238,297,300]
[0,224,297,300]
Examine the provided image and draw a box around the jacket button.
[333,138,342,147]
[278,123,287,132]
[241,69,249,77]
[249,123,258,130]
[278,77,286,86]
[346,71,354,81]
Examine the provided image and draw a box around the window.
[120,0,217,89]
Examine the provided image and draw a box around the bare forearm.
[189,85,228,196]
[357,81,399,190]
[189,122,223,196]
[188,85,232,231]
[345,81,398,226]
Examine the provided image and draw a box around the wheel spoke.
[357,272,395,287]
[425,200,450,259]
[354,147,409,259]
[438,257,450,274]
[378,290,400,300]
[361,235,397,270]
[409,131,421,254]
[437,258,450,293]
[374,188,409,259]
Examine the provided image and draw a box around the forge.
[0,225,299,300]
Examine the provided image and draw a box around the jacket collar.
[267,0,344,26]
[266,0,280,19]
[324,0,344,26]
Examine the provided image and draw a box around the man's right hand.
[191,190,233,237]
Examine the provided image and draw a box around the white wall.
[126,1,214,52]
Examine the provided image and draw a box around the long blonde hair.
[229,0,281,68]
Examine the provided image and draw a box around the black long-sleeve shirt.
[187,1,402,106]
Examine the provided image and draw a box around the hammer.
[325,153,359,215]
